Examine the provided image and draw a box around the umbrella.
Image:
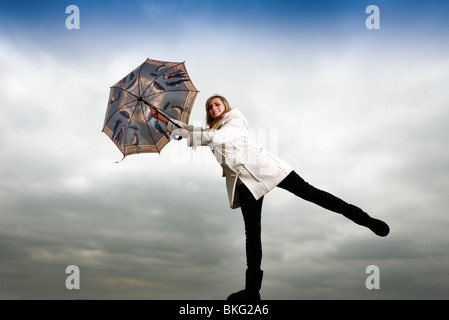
[102,58,198,158]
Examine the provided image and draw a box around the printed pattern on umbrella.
[102,58,198,157]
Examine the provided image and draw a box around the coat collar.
[214,108,249,130]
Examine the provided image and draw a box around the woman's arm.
[151,107,246,148]
[188,117,247,149]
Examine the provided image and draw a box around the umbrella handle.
[158,111,183,140]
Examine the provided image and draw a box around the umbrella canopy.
[102,58,198,158]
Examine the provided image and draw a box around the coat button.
[238,169,244,174]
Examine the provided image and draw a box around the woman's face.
[208,97,226,120]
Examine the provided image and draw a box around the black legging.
[238,170,351,270]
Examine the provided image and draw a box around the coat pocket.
[244,149,282,181]
[242,164,262,182]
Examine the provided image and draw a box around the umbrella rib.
[113,86,140,99]
[118,96,142,158]
[102,88,141,131]
[139,98,181,129]
[143,88,198,123]
[137,62,144,98]
[121,99,148,157]
[140,103,161,154]
[142,62,185,97]
[145,87,199,97]
[143,88,199,111]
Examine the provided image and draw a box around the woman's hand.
[150,106,169,124]
[172,128,190,139]
[150,106,158,119]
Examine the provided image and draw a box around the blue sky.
[1,0,447,66]
[1,0,449,300]
[2,1,448,36]
[2,0,447,64]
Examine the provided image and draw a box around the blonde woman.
[150,94,389,300]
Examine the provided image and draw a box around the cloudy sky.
[0,0,448,300]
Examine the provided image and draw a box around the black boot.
[227,269,263,300]
[343,204,390,237]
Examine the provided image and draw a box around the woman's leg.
[277,171,390,237]
[227,183,264,300]
[238,183,263,270]
[277,171,349,213]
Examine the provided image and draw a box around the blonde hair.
[205,94,232,128]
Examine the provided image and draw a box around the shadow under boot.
[343,204,390,237]
[227,269,263,301]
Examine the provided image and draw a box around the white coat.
[168,108,293,209]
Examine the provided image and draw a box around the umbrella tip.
[115,155,125,163]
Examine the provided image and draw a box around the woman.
[150,94,390,300]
